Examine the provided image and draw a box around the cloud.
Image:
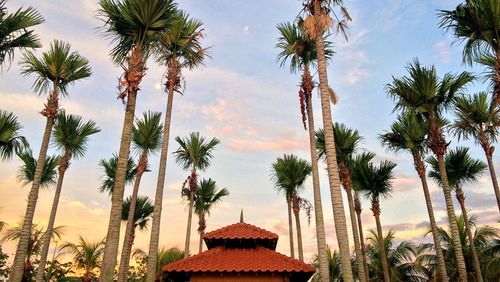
[434,38,453,64]
[243,26,250,33]
[344,66,368,84]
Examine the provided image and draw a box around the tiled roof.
[162,246,316,273]
[202,222,278,240]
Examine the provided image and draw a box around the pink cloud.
[227,137,308,152]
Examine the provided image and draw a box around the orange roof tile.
[162,246,315,273]
[202,222,278,240]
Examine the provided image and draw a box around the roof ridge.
[203,222,278,240]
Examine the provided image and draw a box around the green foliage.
[173,132,220,171]
[0,110,28,160]
[98,153,136,195]
[132,247,183,281]
[16,149,59,188]
[379,111,428,156]
[60,236,105,281]
[351,156,396,200]
[20,40,92,95]
[271,154,312,199]
[132,111,163,156]
[0,246,9,278]
[122,195,154,230]
[193,178,229,216]
[0,0,43,67]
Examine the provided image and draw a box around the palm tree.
[61,236,105,282]
[1,223,63,281]
[120,195,154,279]
[301,0,354,278]
[351,157,397,282]
[421,214,499,281]
[35,112,100,281]
[387,59,474,281]
[438,0,500,106]
[317,123,368,281]
[9,39,91,282]
[147,11,207,281]
[311,246,343,282]
[133,247,183,282]
[0,0,43,68]
[173,132,220,257]
[276,20,333,280]
[188,178,229,253]
[379,111,449,281]
[427,147,487,282]
[96,1,176,278]
[0,110,27,160]
[365,230,427,281]
[451,92,500,211]
[16,149,59,188]
[118,111,162,281]
[271,154,311,261]
[98,153,136,196]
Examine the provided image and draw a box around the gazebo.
[162,214,316,282]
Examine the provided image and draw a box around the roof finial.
[240,209,244,223]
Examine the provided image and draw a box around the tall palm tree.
[365,230,427,282]
[428,147,487,282]
[120,195,154,279]
[379,111,449,281]
[452,92,500,211]
[0,110,27,161]
[35,112,100,281]
[351,157,397,282]
[96,1,176,278]
[276,20,333,280]
[10,40,91,282]
[98,153,136,196]
[16,149,59,188]
[61,236,105,282]
[187,178,229,253]
[147,11,207,281]
[271,154,311,261]
[311,246,343,282]
[1,223,63,281]
[387,59,474,281]
[173,132,220,257]
[302,0,354,278]
[118,111,162,281]
[438,0,500,106]
[133,247,183,282]
[317,123,368,281]
[0,0,43,68]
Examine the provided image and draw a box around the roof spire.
[240,209,244,223]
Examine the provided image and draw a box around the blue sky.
[1,0,498,263]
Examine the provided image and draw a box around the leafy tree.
[98,154,136,196]
[0,110,28,160]
[61,236,105,282]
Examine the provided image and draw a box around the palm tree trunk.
[354,192,369,281]
[312,1,353,279]
[305,76,329,281]
[482,144,500,212]
[455,185,483,282]
[184,168,196,258]
[118,154,147,282]
[99,51,144,282]
[372,197,390,282]
[413,154,448,282]
[287,199,295,259]
[342,168,367,282]
[10,89,58,282]
[35,154,70,282]
[436,153,468,281]
[146,71,176,282]
[293,206,304,261]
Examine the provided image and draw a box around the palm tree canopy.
[427,146,487,188]
[16,149,59,188]
[60,236,105,271]
[312,246,343,282]
[97,0,177,63]
[98,153,136,195]
[351,157,396,200]
[379,111,428,156]
[452,92,500,144]
[316,123,363,166]
[276,21,333,73]
[0,0,43,67]
[132,111,163,156]
[132,247,184,279]
[0,110,28,160]
[154,10,207,71]
[20,40,92,95]
[387,59,474,120]
[52,111,100,159]
[439,0,500,64]
[271,154,312,199]
[121,195,154,230]
[192,178,229,216]
[173,132,220,171]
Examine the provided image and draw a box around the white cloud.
[344,66,368,84]
[434,38,453,64]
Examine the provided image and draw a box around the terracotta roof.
[202,222,278,240]
[162,246,316,273]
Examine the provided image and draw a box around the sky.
[1,0,499,265]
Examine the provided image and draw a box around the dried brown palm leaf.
[328,86,338,105]
[316,13,333,34]
[303,15,317,38]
